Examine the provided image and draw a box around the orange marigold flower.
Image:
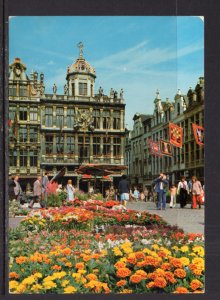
[154,277,167,288]
[127,253,137,265]
[146,281,155,289]
[137,260,148,268]
[75,263,85,269]
[9,272,20,279]
[116,267,132,278]
[116,280,127,287]
[174,286,189,293]
[15,256,28,264]
[145,256,160,267]
[135,251,145,260]
[86,274,98,281]
[161,263,171,271]
[155,268,165,277]
[114,261,126,269]
[170,258,183,268]
[190,279,203,291]
[130,274,143,284]
[51,265,62,271]
[135,270,147,279]
[61,248,72,256]
[119,289,132,293]
[174,268,186,278]
[147,272,157,280]
[165,271,177,284]
[65,262,72,268]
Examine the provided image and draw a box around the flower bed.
[9,199,205,294]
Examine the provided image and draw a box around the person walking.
[169,184,177,208]
[177,176,189,208]
[42,171,50,207]
[29,176,43,208]
[14,175,22,203]
[8,174,16,201]
[191,176,203,209]
[143,187,148,202]
[153,173,169,210]
[66,179,75,201]
[118,175,130,207]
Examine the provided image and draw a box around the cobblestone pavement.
[9,202,204,234]
[127,201,204,234]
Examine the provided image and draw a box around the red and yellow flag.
[169,123,183,148]
[192,123,204,146]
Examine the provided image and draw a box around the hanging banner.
[169,123,183,148]
[192,123,204,146]
[160,140,173,156]
[147,139,162,157]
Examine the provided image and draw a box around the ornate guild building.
[8,44,126,190]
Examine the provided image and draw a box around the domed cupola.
[66,42,96,98]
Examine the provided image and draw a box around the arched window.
[177,103,180,115]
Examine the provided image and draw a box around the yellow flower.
[43,281,57,290]
[78,269,87,275]
[152,244,159,250]
[180,257,190,266]
[22,275,36,285]
[193,246,205,257]
[9,280,19,290]
[64,285,77,293]
[119,257,127,263]
[180,246,189,253]
[16,283,26,294]
[29,220,33,224]
[61,280,70,287]
[33,272,42,279]
[171,246,179,251]
[53,271,67,279]
[65,262,72,267]
[31,284,43,292]
[43,275,55,282]
[113,247,123,257]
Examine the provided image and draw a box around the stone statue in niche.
[99,86,104,96]
[64,84,69,95]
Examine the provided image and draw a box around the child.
[170,184,177,208]
[133,187,139,202]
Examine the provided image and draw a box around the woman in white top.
[66,179,75,201]
[177,176,189,208]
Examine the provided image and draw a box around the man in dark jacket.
[8,174,16,200]
[118,175,130,207]
[153,173,169,210]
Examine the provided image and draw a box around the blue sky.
[9,16,204,128]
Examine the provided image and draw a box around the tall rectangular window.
[72,83,75,96]
[19,106,27,121]
[67,108,74,128]
[45,135,53,154]
[56,108,64,127]
[9,150,17,166]
[79,83,87,96]
[93,109,100,129]
[30,107,38,121]
[20,150,27,167]
[45,107,53,127]
[9,106,16,120]
[56,136,64,154]
[19,85,27,97]
[103,137,111,156]
[19,127,27,143]
[30,150,38,167]
[103,111,110,129]
[93,137,101,156]
[29,127,38,143]
[113,137,121,157]
[9,84,17,97]
[113,111,120,129]
[67,136,74,154]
